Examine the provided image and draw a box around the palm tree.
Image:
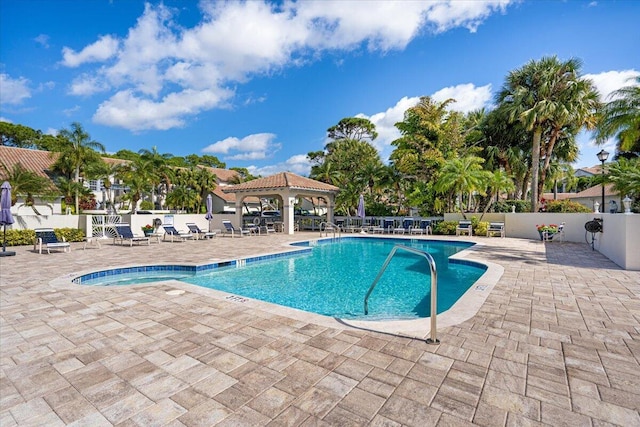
[606,158,640,200]
[480,169,515,218]
[116,158,153,213]
[139,146,174,208]
[596,75,640,156]
[0,162,57,213]
[497,56,600,212]
[85,160,125,212]
[165,185,198,212]
[193,167,217,213]
[434,156,491,215]
[53,122,105,214]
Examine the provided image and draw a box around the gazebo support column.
[283,194,296,234]
[235,196,244,228]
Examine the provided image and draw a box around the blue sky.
[1,0,638,176]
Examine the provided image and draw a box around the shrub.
[0,228,85,247]
[139,200,154,211]
[545,199,591,213]
[55,228,85,242]
[475,221,489,236]
[493,200,530,213]
[434,221,458,235]
[3,229,35,246]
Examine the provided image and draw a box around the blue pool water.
[182,238,484,320]
[79,237,486,320]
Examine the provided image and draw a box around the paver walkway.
[1,233,639,426]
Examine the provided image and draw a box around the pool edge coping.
[49,235,502,341]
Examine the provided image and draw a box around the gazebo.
[222,172,340,234]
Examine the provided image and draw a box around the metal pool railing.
[364,244,439,344]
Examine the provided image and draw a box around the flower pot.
[143,230,153,236]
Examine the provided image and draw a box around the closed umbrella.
[0,181,16,257]
[357,194,366,234]
[205,194,213,232]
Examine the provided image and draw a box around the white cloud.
[56,1,515,131]
[248,154,312,176]
[34,34,50,48]
[69,74,110,96]
[425,0,512,33]
[0,73,31,105]
[0,117,13,123]
[93,87,232,131]
[45,128,58,136]
[63,105,81,116]
[61,35,119,67]
[202,133,281,161]
[584,69,639,101]
[431,83,493,113]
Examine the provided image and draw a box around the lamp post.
[597,149,609,212]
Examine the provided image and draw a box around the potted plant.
[141,224,154,236]
[536,224,558,240]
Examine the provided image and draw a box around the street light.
[597,149,609,212]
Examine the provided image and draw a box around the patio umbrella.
[357,194,366,234]
[205,194,213,232]
[0,181,16,257]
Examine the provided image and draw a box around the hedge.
[1,228,85,247]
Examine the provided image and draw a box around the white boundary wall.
[446,212,640,270]
[9,212,640,270]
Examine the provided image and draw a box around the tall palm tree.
[497,56,599,212]
[53,122,105,213]
[596,75,640,155]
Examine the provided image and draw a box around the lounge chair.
[383,218,395,234]
[259,221,276,235]
[163,225,194,242]
[395,218,414,234]
[486,222,505,238]
[222,220,251,237]
[113,224,150,246]
[34,228,71,254]
[456,220,473,236]
[412,219,432,235]
[186,223,217,239]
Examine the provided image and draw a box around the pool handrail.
[319,221,342,239]
[364,244,439,344]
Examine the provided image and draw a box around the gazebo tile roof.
[223,172,339,193]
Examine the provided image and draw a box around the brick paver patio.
[1,233,639,426]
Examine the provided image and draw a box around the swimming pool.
[76,237,486,321]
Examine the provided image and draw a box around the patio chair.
[543,222,565,242]
[113,224,150,246]
[222,220,251,238]
[186,223,217,239]
[415,219,433,235]
[395,218,414,234]
[383,218,395,234]
[486,222,505,238]
[162,225,194,242]
[456,220,473,236]
[34,228,71,254]
[259,221,276,235]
